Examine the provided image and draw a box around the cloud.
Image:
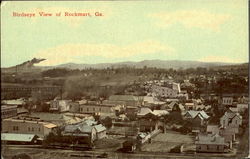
[149,10,231,32]
[199,56,243,63]
[34,40,175,66]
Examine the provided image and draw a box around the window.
[87,108,89,112]
[28,127,30,131]
[38,128,41,132]
[217,146,219,150]
[235,120,237,125]
[93,108,95,111]
[207,145,209,150]
[32,128,34,131]
[99,108,101,111]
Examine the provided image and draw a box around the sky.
[1,0,248,67]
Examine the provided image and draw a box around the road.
[2,145,244,159]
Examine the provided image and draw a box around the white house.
[220,111,242,134]
[195,134,227,153]
[222,97,233,106]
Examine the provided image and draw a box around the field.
[141,131,195,152]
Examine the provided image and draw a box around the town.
[1,60,249,159]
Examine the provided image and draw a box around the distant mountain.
[1,59,246,73]
[51,60,241,70]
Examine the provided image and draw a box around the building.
[1,105,17,119]
[2,117,57,138]
[166,102,185,112]
[138,113,164,132]
[236,103,248,113]
[1,84,61,100]
[125,106,138,120]
[106,95,139,106]
[79,103,120,115]
[142,96,165,107]
[1,133,40,145]
[151,85,179,98]
[183,110,210,127]
[222,97,233,106]
[62,120,106,144]
[207,125,236,147]
[49,100,72,112]
[62,122,97,145]
[220,111,242,134]
[195,134,227,153]
[94,124,107,139]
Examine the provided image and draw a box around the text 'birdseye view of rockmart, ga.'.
[1,0,249,159]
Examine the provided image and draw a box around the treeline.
[41,65,248,78]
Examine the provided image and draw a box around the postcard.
[1,0,249,159]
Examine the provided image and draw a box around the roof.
[207,125,219,134]
[152,110,169,116]
[44,123,57,129]
[109,95,138,101]
[1,133,38,142]
[222,112,242,120]
[2,99,25,105]
[185,110,209,119]
[137,107,152,116]
[64,122,94,134]
[94,124,106,132]
[83,119,97,126]
[195,134,226,145]
[1,105,18,110]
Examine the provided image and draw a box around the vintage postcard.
[1,0,249,159]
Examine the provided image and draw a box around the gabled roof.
[222,112,242,120]
[185,110,209,119]
[1,133,38,142]
[137,107,152,116]
[94,124,106,133]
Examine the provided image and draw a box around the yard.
[141,131,195,152]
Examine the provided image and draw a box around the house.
[1,117,57,138]
[94,124,107,139]
[167,102,185,112]
[62,122,97,145]
[195,134,227,153]
[138,113,164,132]
[1,105,18,119]
[222,97,233,106]
[207,125,236,146]
[151,85,179,98]
[69,101,80,113]
[125,106,138,120]
[220,111,242,134]
[79,103,120,116]
[137,107,153,117]
[237,103,248,113]
[106,95,139,106]
[1,133,40,145]
[183,110,209,127]
[49,100,72,112]
[142,96,165,107]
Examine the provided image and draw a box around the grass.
[141,131,195,153]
